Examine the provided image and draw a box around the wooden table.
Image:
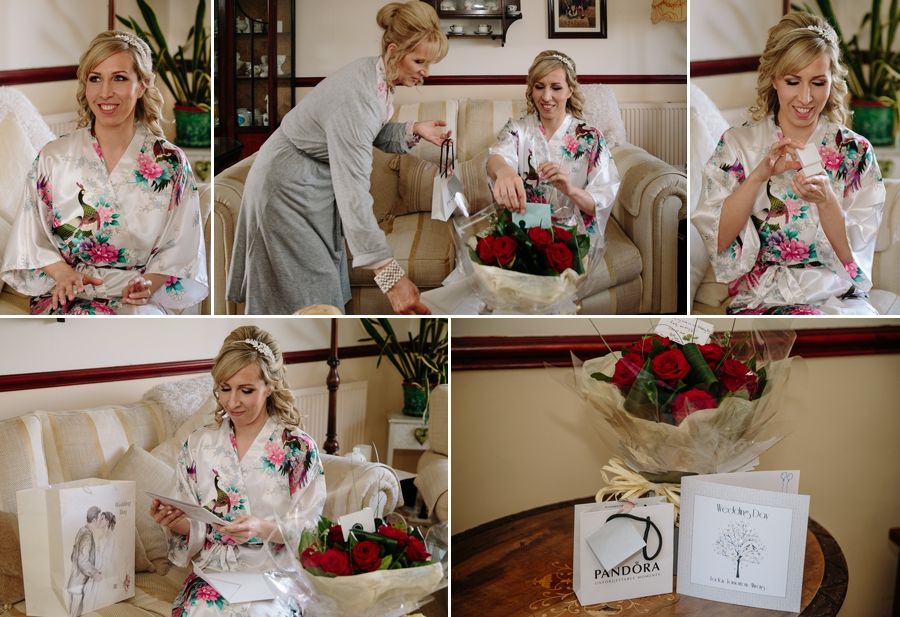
[453,498,848,616]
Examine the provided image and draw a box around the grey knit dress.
[226,56,413,314]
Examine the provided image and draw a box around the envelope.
[144,490,227,526]
[512,202,553,228]
[193,563,276,604]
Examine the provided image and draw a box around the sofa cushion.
[391,99,459,165]
[348,213,454,288]
[429,385,448,457]
[456,98,529,163]
[581,84,628,148]
[370,148,402,223]
[0,415,47,515]
[393,148,493,217]
[109,445,175,574]
[0,510,23,607]
[140,374,215,438]
[414,450,447,522]
[33,402,168,485]
[150,405,217,470]
[0,112,38,227]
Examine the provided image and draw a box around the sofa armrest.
[320,454,402,520]
[212,153,257,315]
[873,179,900,299]
[610,143,687,313]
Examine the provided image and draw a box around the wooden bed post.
[324,317,340,455]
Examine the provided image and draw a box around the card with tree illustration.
[676,472,810,612]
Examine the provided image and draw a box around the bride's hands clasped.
[749,137,804,183]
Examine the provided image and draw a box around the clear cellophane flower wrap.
[569,322,808,480]
[265,500,444,617]
[452,203,605,314]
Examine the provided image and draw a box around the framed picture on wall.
[548,0,607,39]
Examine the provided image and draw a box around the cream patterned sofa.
[689,83,900,314]
[0,375,400,617]
[414,385,448,524]
[0,88,212,315]
[214,88,686,315]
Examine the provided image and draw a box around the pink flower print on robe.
[561,133,581,157]
[778,238,810,262]
[136,153,163,182]
[89,242,119,265]
[818,145,843,172]
[783,197,802,219]
[264,440,286,467]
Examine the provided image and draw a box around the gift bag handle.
[606,512,663,561]
[439,137,454,178]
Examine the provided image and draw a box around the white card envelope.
[796,143,825,176]
[144,490,226,525]
[339,507,375,541]
[585,517,647,570]
[512,202,553,228]
[654,318,714,345]
[691,470,800,494]
[193,563,275,603]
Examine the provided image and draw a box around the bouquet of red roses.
[575,324,805,478]
[453,203,602,314]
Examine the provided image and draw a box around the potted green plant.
[118,0,211,147]
[359,318,448,422]
[794,0,900,145]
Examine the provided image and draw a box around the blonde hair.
[211,326,303,429]
[750,12,849,125]
[76,31,167,138]
[525,50,585,120]
[377,1,448,86]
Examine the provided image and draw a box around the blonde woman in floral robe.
[153,327,326,617]
[692,13,884,315]
[0,31,207,314]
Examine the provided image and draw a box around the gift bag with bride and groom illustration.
[17,479,135,617]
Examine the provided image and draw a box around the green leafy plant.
[359,319,448,421]
[117,0,211,110]
[793,0,900,108]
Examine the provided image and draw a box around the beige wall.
[452,317,900,617]
[0,317,427,460]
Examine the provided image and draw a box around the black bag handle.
[439,137,454,178]
[606,512,663,561]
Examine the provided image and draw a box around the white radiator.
[293,381,367,455]
[618,102,687,168]
[42,111,78,137]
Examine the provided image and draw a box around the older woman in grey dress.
[227,1,451,314]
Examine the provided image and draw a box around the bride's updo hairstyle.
[750,12,849,124]
[525,50,586,120]
[211,325,303,428]
[377,1,449,86]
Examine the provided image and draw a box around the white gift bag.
[573,500,674,606]
[17,479,136,617]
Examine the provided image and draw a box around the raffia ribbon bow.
[595,458,682,524]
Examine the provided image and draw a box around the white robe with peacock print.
[166,415,326,617]
[0,123,208,314]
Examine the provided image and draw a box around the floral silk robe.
[487,113,620,237]
[693,116,884,315]
[167,416,326,617]
[0,124,208,314]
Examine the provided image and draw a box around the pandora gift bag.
[17,479,136,617]
[573,498,674,606]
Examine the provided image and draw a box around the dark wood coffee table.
[453,497,847,616]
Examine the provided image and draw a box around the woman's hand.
[150,499,190,536]
[42,262,104,310]
[791,171,837,206]
[413,120,452,147]
[213,515,280,544]
[121,276,153,305]
[492,167,527,214]
[385,276,431,315]
[538,161,573,196]
[749,137,804,183]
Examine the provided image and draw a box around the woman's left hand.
[213,515,276,544]
[121,276,153,305]
[791,171,837,206]
[413,120,452,147]
[538,161,572,196]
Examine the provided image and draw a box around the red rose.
[546,243,573,273]
[493,236,518,266]
[552,226,572,242]
[698,343,727,371]
[611,353,644,390]
[651,349,690,387]
[328,525,344,543]
[404,537,431,563]
[351,540,382,572]
[377,525,409,542]
[528,226,553,251]
[719,359,758,396]
[319,547,352,576]
[672,389,718,425]
[476,236,497,263]
[629,336,671,357]
[300,545,322,569]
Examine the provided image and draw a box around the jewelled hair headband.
[551,54,573,71]
[242,339,276,363]
[801,24,837,45]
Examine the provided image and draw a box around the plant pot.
[401,381,437,417]
[850,100,895,146]
[173,105,211,148]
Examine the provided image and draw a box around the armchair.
[414,384,448,523]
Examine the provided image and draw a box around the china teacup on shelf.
[476,24,491,33]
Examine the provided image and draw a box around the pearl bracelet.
[374,259,405,293]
